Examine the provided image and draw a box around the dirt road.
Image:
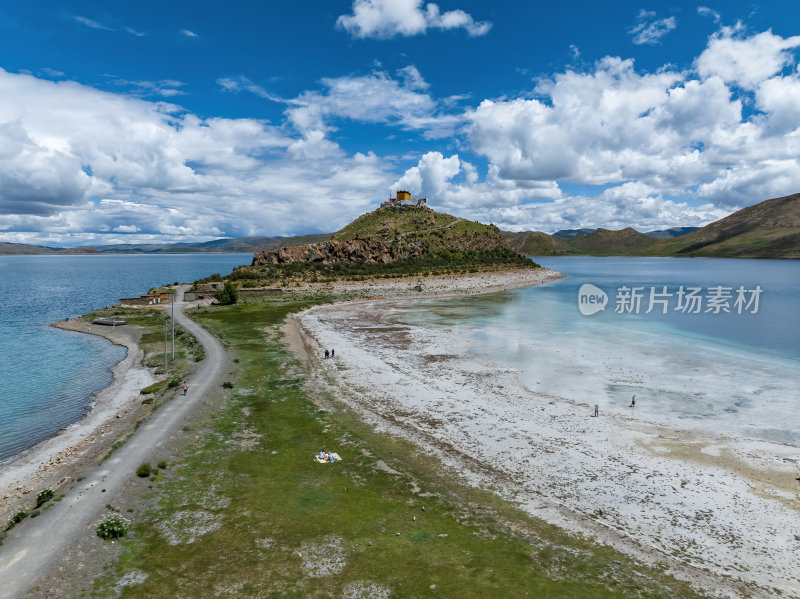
[0,289,227,599]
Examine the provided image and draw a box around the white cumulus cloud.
[695,27,800,90]
[337,0,491,39]
[0,68,397,245]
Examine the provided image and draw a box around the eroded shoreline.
[294,278,800,598]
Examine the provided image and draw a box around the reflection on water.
[387,258,800,446]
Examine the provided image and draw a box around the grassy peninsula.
[89,296,702,598]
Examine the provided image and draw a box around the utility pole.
[163,319,168,371]
[171,291,175,359]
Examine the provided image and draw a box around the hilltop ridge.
[239,206,537,285]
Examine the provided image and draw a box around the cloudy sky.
[1,0,799,246]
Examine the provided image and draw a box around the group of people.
[318,450,337,462]
[323,348,335,359]
[591,395,638,417]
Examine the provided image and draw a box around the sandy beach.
[0,319,155,521]
[294,271,800,598]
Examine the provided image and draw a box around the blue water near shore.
[0,254,251,462]
[390,257,800,445]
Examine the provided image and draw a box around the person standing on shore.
[331,348,335,358]
[594,404,599,417]
[630,394,636,407]
[183,381,188,396]
[324,349,329,359]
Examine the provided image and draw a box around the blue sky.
[1,1,799,245]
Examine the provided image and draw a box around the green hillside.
[569,227,660,255]
[502,231,576,255]
[330,206,507,254]
[234,206,537,285]
[640,192,800,258]
[507,193,799,259]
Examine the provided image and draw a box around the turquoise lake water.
[389,257,800,445]
[0,254,252,462]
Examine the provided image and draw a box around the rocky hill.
[253,206,517,266]
[242,206,535,284]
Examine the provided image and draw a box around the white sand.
[0,319,154,510]
[297,294,800,598]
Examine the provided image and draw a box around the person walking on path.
[324,349,329,359]
[630,394,636,407]
[182,381,188,395]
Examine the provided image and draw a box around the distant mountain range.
[2,193,798,259]
[551,226,699,239]
[503,192,799,259]
[0,234,331,256]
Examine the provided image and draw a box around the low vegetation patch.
[35,488,54,508]
[97,514,130,540]
[5,510,28,531]
[136,463,153,478]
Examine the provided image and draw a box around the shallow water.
[387,258,800,445]
[0,254,251,462]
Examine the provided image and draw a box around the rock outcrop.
[252,238,423,266]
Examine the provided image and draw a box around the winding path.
[0,288,226,598]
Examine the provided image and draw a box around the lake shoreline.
[0,319,155,521]
[0,266,562,522]
[295,292,800,598]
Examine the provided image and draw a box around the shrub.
[136,462,152,477]
[96,514,130,540]
[222,381,234,389]
[157,460,167,469]
[214,281,239,305]
[5,510,28,531]
[35,488,54,508]
[167,375,181,389]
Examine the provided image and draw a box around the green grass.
[92,298,703,598]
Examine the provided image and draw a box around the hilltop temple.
[380,190,427,208]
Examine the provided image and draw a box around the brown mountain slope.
[642,192,800,258]
[502,231,576,255]
[569,227,659,254]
